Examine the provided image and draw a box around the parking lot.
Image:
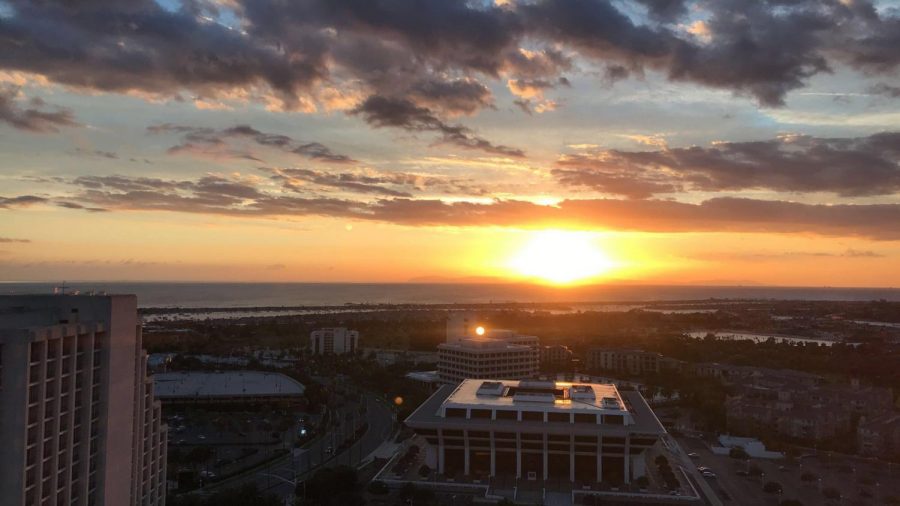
[678,436,900,505]
[165,407,311,485]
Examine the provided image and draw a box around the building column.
[542,434,549,480]
[569,435,576,482]
[623,435,631,484]
[596,436,603,483]
[464,430,471,476]
[490,432,496,477]
[516,433,522,478]
[438,432,445,474]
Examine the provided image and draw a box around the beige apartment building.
[0,295,166,506]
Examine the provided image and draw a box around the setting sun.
[507,230,618,284]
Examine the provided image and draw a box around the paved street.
[678,436,900,506]
[205,392,396,503]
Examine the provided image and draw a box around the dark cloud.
[869,83,900,98]
[0,237,31,243]
[71,148,119,159]
[148,123,354,163]
[1,0,897,113]
[409,78,494,116]
[554,132,900,198]
[267,167,414,197]
[8,173,895,240]
[703,248,886,261]
[265,167,486,198]
[0,86,79,133]
[0,195,48,208]
[351,95,525,157]
[634,0,688,23]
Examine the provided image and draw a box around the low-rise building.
[586,348,665,375]
[723,369,893,444]
[858,413,900,459]
[153,370,305,405]
[405,378,666,484]
[539,344,573,366]
[310,327,358,355]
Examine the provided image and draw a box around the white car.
[688,452,700,459]
[701,471,717,478]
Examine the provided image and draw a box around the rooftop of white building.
[444,379,627,413]
[406,379,667,436]
[153,370,305,399]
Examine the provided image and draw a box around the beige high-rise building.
[0,295,167,506]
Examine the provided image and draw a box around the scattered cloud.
[554,132,900,198]
[869,83,900,98]
[0,195,47,208]
[0,85,78,133]
[148,123,355,164]
[9,173,897,240]
[351,95,525,157]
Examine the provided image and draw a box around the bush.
[367,481,389,495]
[763,481,783,494]
[748,464,763,477]
[634,476,649,489]
[779,500,802,506]
[800,472,817,482]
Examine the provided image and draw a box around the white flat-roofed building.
[153,370,305,404]
[439,315,540,384]
[0,295,166,506]
[437,338,538,384]
[405,378,666,485]
[310,327,358,355]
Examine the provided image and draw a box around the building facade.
[539,344,573,365]
[439,316,540,384]
[437,339,539,384]
[587,348,666,375]
[309,327,358,355]
[0,295,166,506]
[405,379,665,484]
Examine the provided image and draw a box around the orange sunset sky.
[1,0,899,286]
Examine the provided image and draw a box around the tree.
[800,472,817,482]
[366,481,389,495]
[169,483,280,506]
[748,464,764,477]
[729,447,750,460]
[779,500,803,506]
[822,487,841,500]
[300,466,364,506]
[763,481,783,494]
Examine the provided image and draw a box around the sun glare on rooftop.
[508,230,617,284]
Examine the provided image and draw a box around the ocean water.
[0,282,898,308]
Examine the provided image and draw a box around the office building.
[309,327,358,355]
[437,338,539,384]
[405,379,665,484]
[438,315,540,384]
[0,295,166,506]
